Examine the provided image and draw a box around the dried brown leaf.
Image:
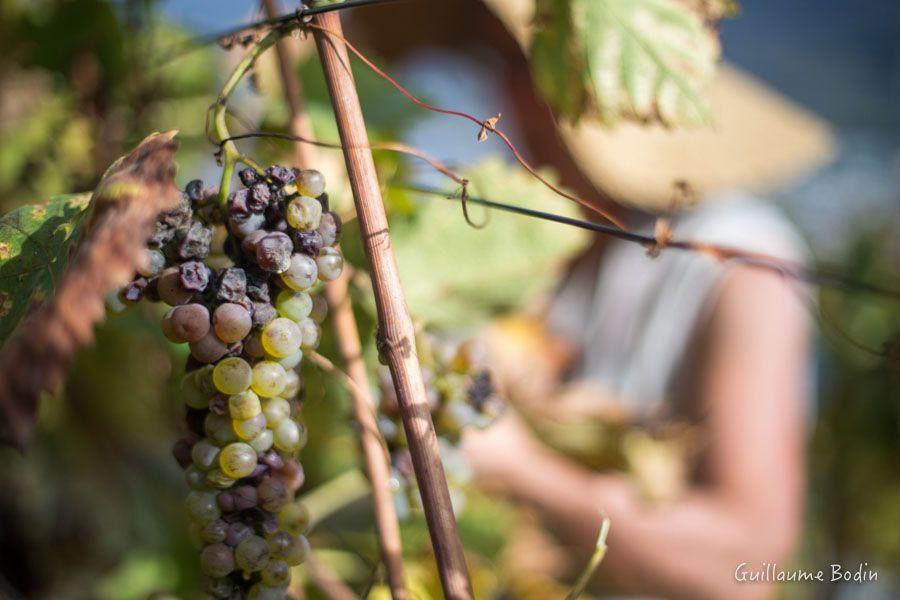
[0,131,181,449]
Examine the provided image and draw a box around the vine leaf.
[0,194,91,344]
[0,131,181,450]
[531,0,725,126]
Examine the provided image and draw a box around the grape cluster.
[118,165,343,599]
[377,334,502,518]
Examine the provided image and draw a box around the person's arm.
[464,267,810,599]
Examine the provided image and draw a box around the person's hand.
[461,410,544,495]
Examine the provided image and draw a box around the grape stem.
[566,515,611,600]
[211,29,281,210]
[312,12,473,599]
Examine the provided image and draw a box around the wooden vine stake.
[262,3,408,596]
[312,11,474,600]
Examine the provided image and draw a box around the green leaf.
[0,194,91,344]
[532,0,723,126]
[386,158,591,329]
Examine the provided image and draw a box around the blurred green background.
[0,0,898,599]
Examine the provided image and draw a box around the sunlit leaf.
[532,0,724,126]
[0,193,91,344]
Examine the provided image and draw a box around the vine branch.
[312,11,473,599]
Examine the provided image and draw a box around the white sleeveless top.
[547,191,810,417]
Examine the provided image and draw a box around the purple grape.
[265,165,295,185]
[255,232,293,273]
[200,543,235,578]
[179,261,211,292]
[122,277,148,303]
[228,213,265,238]
[172,438,194,469]
[292,230,323,257]
[257,477,289,512]
[216,268,247,303]
[231,485,258,511]
[209,395,228,416]
[225,521,253,547]
[239,168,261,188]
[160,197,192,230]
[228,189,251,217]
[178,221,213,260]
[260,451,284,471]
[157,268,194,306]
[163,303,210,343]
[189,330,229,363]
[245,270,270,303]
[251,302,277,327]
[240,230,267,257]
[212,303,252,344]
[185,179,204,203]
[202,520,229,544]
[248,184,271,212]
[217,491,236,513]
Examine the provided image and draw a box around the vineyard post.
[261,3,409,596]
[311,11,474,600]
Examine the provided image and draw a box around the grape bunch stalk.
[115,164,343,599]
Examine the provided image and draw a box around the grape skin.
[285,196,322,232]
[249,428,275,453]
[186,491,221,523]
[213,357,253,395]
[190,330,229,364]
[164,303,211,344]
[273,419,302,452]
[261,318,302,358]
[233,412,267,441]
[235,535,270,572]
[229,389,261,420]
[279,254,318,291]
[200,543,235,578]
[275,290,312,322]
[219,442,258,479]
[251,361,287,398]
[213,303,252,344]
[316,246,343,282]
[297,169,326,197]
[262,397,291,425]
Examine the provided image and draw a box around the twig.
[566,516,611,600]
[318,274,409,599]
[312,11,473,599]
[305,553,361,600]
[261,0,318,168]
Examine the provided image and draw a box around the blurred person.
[452,5,835,600]
[349,1,834,596]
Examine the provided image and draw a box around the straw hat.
[484,0,837,211]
